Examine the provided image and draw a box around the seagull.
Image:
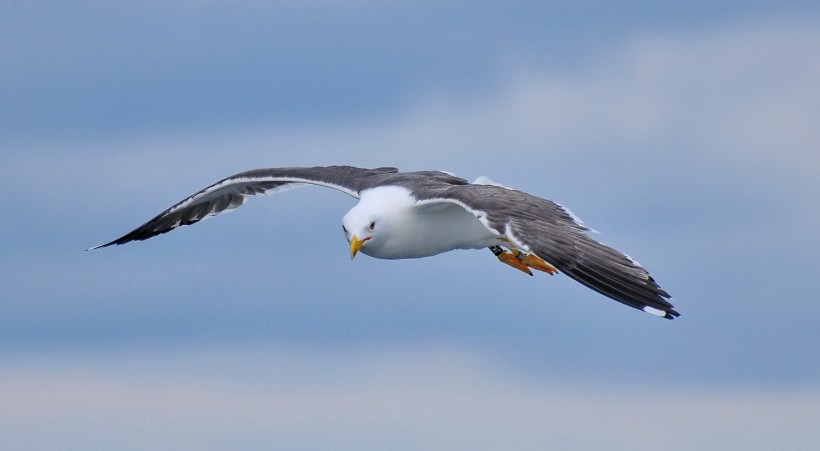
[90,166,678,319]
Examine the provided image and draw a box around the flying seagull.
[90,166,678,319]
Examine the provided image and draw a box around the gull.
[90,166,678,319]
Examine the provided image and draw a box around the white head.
[342,203,387,259]
[342,186,417,259]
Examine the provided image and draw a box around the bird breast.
[363,203,498,259]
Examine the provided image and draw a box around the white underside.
[353,186,500,260]
[371,203,499,259]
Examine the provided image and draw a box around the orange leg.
[496,250,534,276]
[489,246,557,276]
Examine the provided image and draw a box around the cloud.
[2,15,819,392]
[1,345,818,450]
[50,16,816,199]
[12,17,817,192]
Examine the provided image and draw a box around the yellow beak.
[350,235,367,259]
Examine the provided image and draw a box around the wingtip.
[643,305,680,320]
[86,241,114,251]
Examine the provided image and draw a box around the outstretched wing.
[89,166,398,249]
[413,183,679,319]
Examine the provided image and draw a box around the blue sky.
[2,1,819,449]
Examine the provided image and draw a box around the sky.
[2,1,820,449]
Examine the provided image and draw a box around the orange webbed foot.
[521,253,558,275]
[490,245,557,277]
[497,251,534,276]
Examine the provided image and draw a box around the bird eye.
[342,225,347,233]
[369,221,376,230]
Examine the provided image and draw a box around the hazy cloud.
[1,346,818,450]
[2,6,819,449]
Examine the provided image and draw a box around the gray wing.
[89,166,398,249]
[414,183,679,319]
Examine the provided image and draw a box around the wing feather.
[413,183,679,319]
[89,166,397,249]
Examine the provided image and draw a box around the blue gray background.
[2,1,819,449]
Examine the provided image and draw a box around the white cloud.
[13,17,817,202]
[1,345,818,450]
[3,18,819,428]
[6,17,817,298]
